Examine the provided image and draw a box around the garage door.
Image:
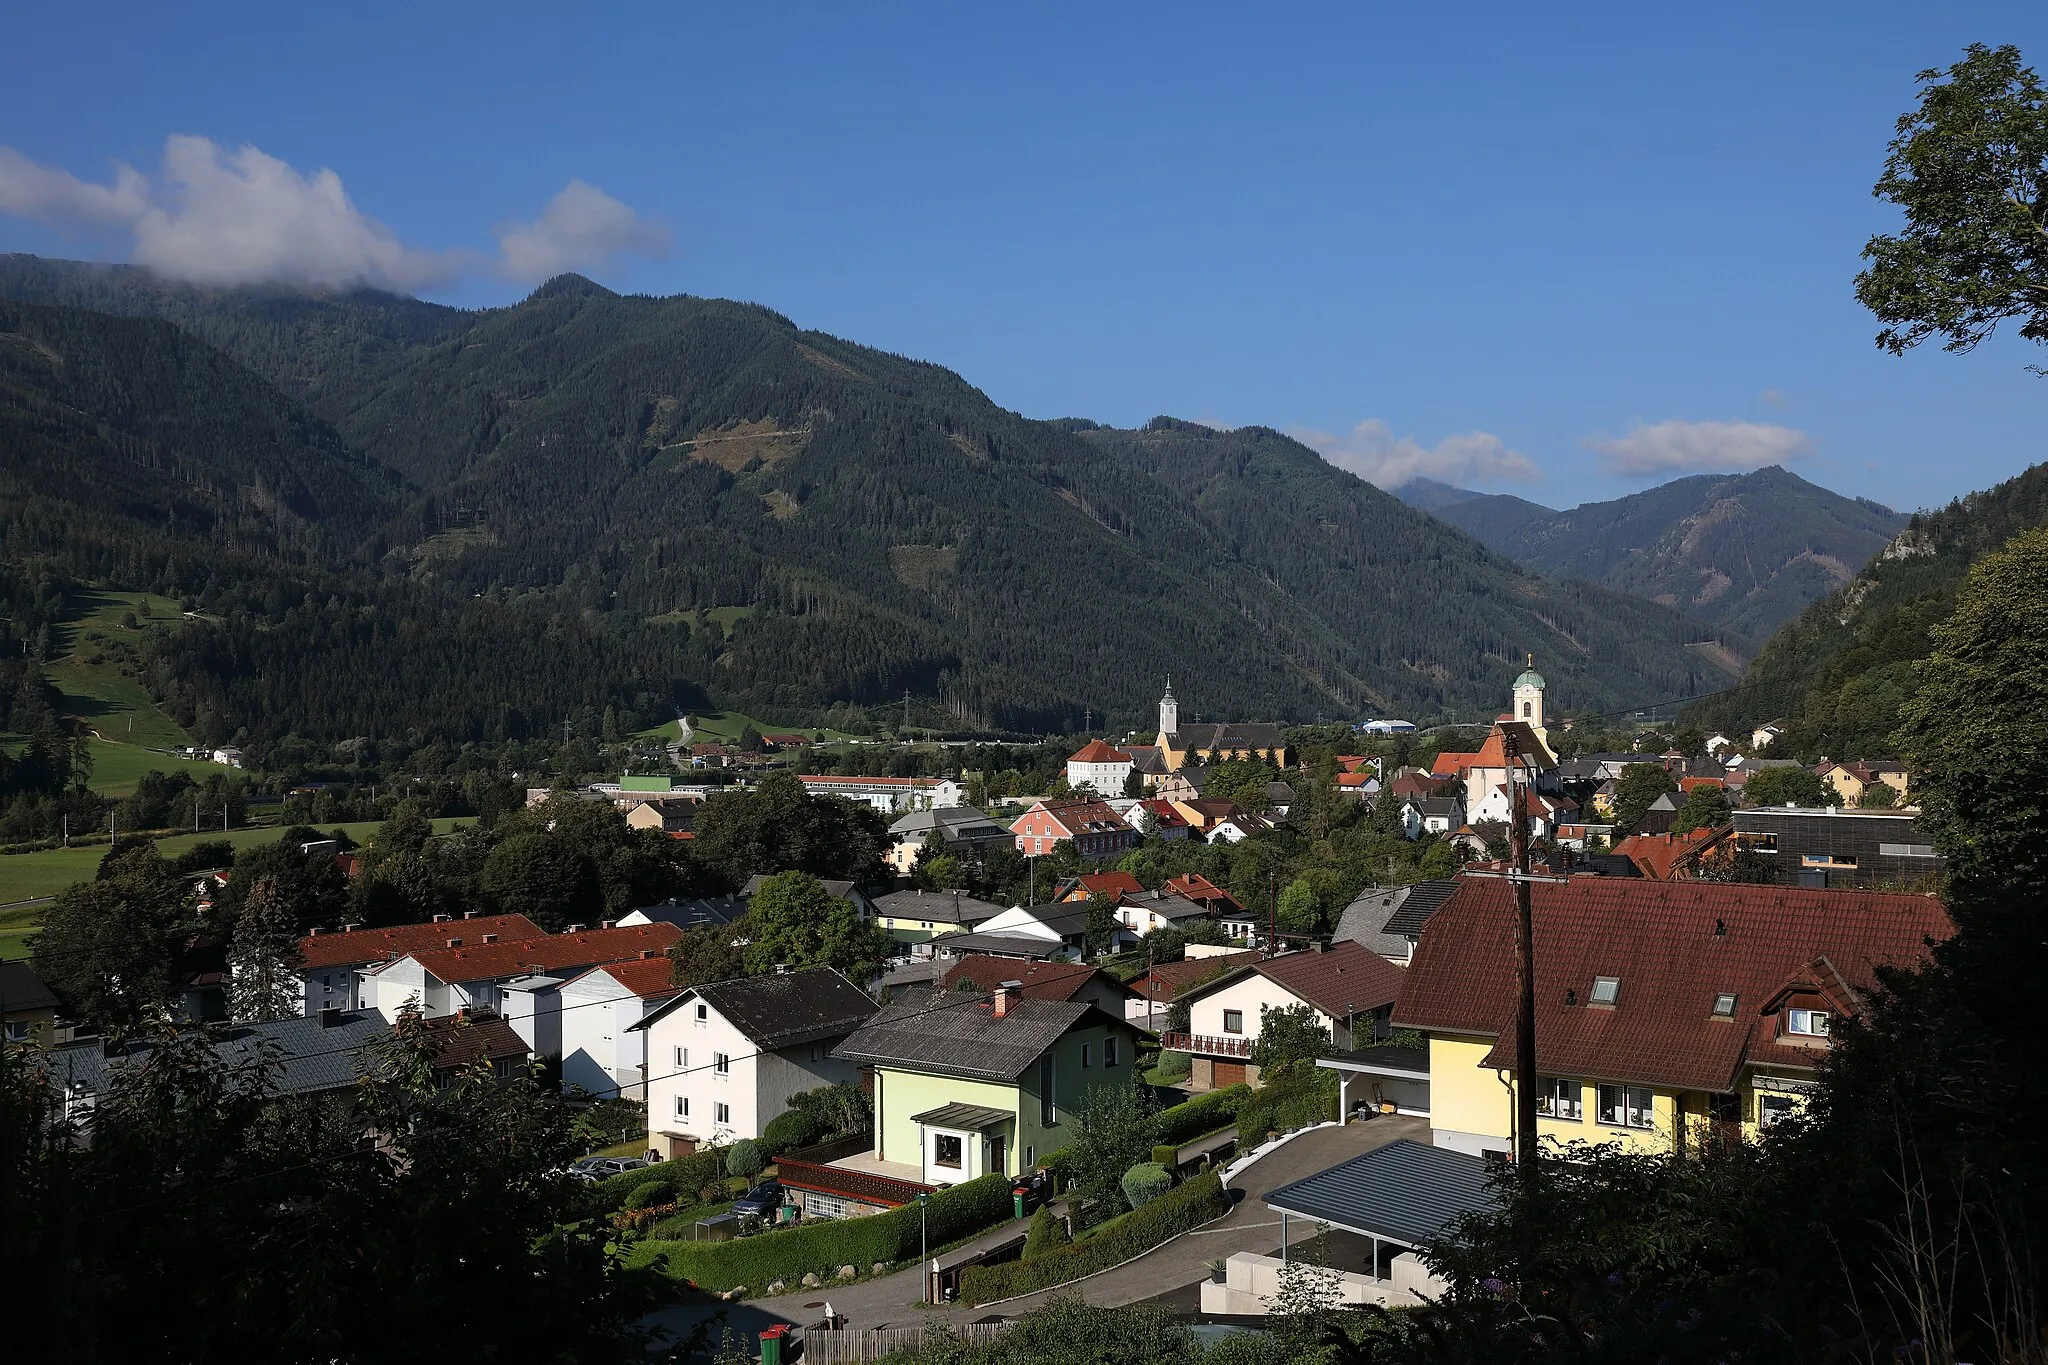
[1213,1060,1247,1088]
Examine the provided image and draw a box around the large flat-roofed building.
[1730,806,1944,889]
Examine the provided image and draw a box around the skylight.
[1589,976,1620,1006]
[1712,992,1738,1017]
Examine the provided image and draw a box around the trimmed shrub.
[1151,1144,1180,1168]
[1120,1162,1173,1210]
[1155,1084,1250,1146]
[624,1179,674,1210]
[1022,1204,1071,1261]
[726,1138,766,1179]
[957,1172,1228,1304]
[760,1108,821,1156]
[1236,1067,1337,1145]
[625,1172,1014,1292]
[593,1148,722,1211]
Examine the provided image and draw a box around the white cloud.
[1291,418,1541,489]
[0,137,667,294]
[1586,419,1811,477]
[495,179,670,282]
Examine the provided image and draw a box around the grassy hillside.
[1434,467,1906,642]
[1689,461,2048,758]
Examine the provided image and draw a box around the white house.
[557,956,682,1101]
[365,923,681,1024]
[635,968,878,1156]
[285,913,548,1018]
[1065,740,1134,796]
[1168,943,1408,1092]
[972,902,1090,957]
[1113,889,1213,937]
[797,775,964,814]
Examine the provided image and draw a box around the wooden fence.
[800,1320,1009,1363]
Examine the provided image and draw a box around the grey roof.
[1412,797,1461,819]
[910,1101,1013,1131]
[1647,791,1681,812]
[1264,1138,1501,1248]
[1121,889,1211,922]
[1382,880,1460,938]
[1267,781,1297,805]
[833,994,1118,1081]
[888,806,1009,839]
[1168,722,1285,751]
[632,967,876,1048]
[872,889,1006,927]
[45,1011,395,1101]
[1335,887,1411,959]
[631,895,747,930]
[1124,747,1168,775]
[0,961,59,1014]
[742,875,863,903]
[932,931,1069,960]
[1318,1044,1431,1079]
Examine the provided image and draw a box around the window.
[1025,1144,1034,1167]
[675,1095,689,1119]
[1104,1035,1119,1068]
[1522,701,1532,718]
[1039,1054,1056,1126]
[933,1134,963,1169]
[1535,1077,1581,1119]
[4,1020,33,1042]
[1758,1093,1799,1127]
[695,1003,708,1022]
[1879,842,1938,859]
[1589,977,1620,1007]
[1597,1084,1654,1129]
[714,1102,730,1125]
[1222,1009,1244,1034]
[1787,1009,1830,1037]
[1711,992,1738,1018]
[1081,1043,1092,1069]
[714,1051,730,1075]
[673,1046,686,1068]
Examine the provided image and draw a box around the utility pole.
[1504,728,1540,1180]
[902,690,912,735]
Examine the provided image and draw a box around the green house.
[832,984,1145,1183]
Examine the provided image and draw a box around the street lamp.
[918,1191,932,1303]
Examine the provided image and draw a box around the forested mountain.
[1689,460,2048,759]
[0,254,1741,740]
[1395,479,1558,547]
[1421,467,1905,641]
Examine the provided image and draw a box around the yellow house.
[1,962,60,1046]
[1385,876,1950,1159]
[868,888,1006,947]
[1819,761,1911,807]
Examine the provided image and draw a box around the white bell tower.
[1158,681,1178,739]
[1512,655,1547,747]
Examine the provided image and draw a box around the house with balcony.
[634,968,876,1157]
[1167,942,1409,1091]
[781,983,1143,1217]
[1391,876,1951,1157]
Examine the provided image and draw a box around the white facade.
[1185,971,1336,1049]
[642,997,859,1145]
[559,968,676,1101]
[364,958,504,1021]
[798,776,964,814]
[1066,751,1133,796]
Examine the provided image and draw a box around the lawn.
[43,589,195,753]
[636,710,856,745]
[86,738,238,798]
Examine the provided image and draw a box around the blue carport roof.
[1263,1137,1501,1247]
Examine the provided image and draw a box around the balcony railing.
[1160,1030,1253,1058]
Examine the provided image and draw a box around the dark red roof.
[421,1010,530,1069]
[1129,950,1261,1002]
[1394,877,1950,1092]
[1165,873,1240,911]
[939,956,1134,1002]
[397,923,682,984]
[297,914,548,971]
[1253,941,1409,1017]
[1068,739,1128,763]
[1060,871,1145,902]
[572,954,683,999]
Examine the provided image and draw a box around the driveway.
[641,1114,1429,1349]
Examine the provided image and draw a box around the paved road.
[644,1112,1430,1348]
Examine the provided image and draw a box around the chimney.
[464,910,480,919]
[600,920,616,930]
[343,922,364,933]
[994,980,1022,1018]
[483,933,499,944]
[309,926,324,936]
[445,937,462,948]
[320,1006,343,1028]
[432,914,452,923]
[640,948,658,959]
[565,924,586,935]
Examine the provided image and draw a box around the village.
[0,664,1953,1353]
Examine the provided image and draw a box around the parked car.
[568,1155,649,1182]
[731,1181,785,1218]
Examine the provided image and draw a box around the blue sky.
[4,1,2045,512]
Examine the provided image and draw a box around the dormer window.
[1787,1008,1829,1037]
[1711,992,1738,1018]
[1589,977,1620,1007]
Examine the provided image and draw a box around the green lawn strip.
[42,589,194,751]
[84,738,236,797]
[0,903,43,961]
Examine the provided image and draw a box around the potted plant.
[1207,1258,1228,1284]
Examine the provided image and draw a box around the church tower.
[1513,655,1547,748]
[1159,681,1179,739]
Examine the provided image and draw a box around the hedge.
[1155,1084,1250,1146]
[956,1171,1228,1304]
[594,1148,723,1212]
[1236,1067,1336,1144]
[625,1171,1014,1292]
[760,1108,821,1155]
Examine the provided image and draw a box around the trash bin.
[759,1323,789,1365]
[1012,1185,1028,1219]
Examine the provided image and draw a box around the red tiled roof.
[297,914,548,971]
[1253,941,1409,1018]
[1678,776,1726,793]
[572,953,683,999]
[1335,772,1374,788]
[940,956,1134,1001]
[397,923,682,985]
[1129,950,1261,1002]
[1165,874,1239,911]
[1060,871,1145,902]
[1013,798,1128,837]
[1068,739,1127,763]
[1431,751,1481,778]
[1393,877,1950,1092]
[1613,827,1726,880]
[1133,799,1191,828]
[421,1010,530,1069]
